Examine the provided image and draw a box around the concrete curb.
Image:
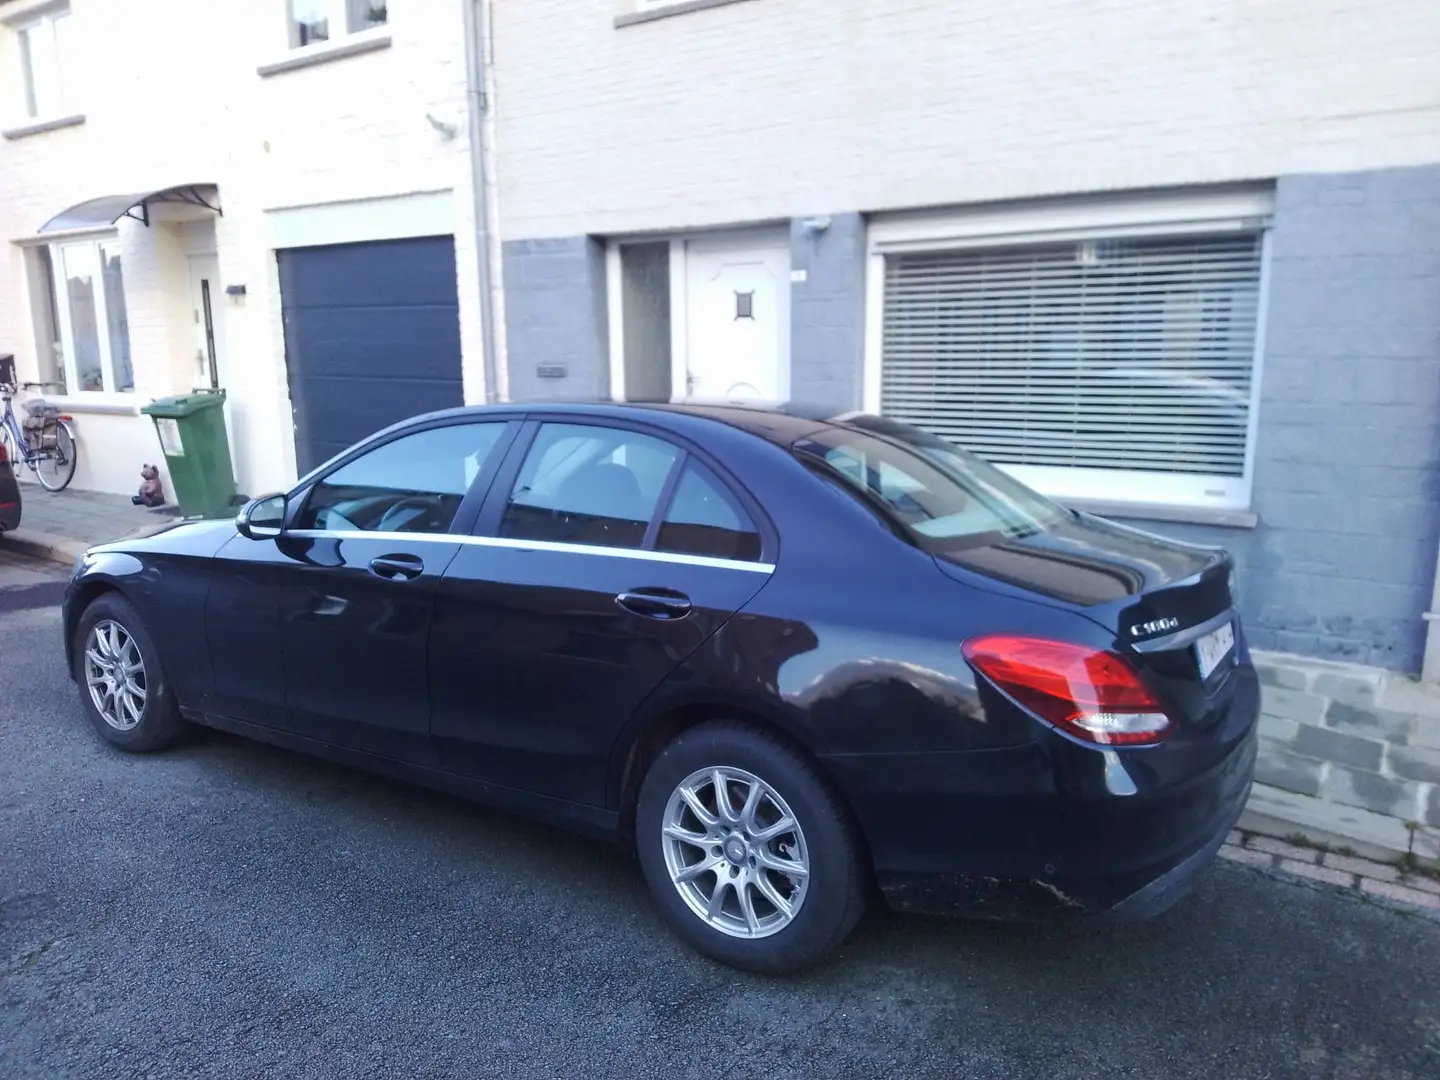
[0,528,88,568]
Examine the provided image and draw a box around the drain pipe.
[463,0,501,403]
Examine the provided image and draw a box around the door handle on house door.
[616,588,693,620]
[369,554,425,580]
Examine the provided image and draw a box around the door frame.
[605,227,791,402]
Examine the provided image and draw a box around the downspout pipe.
[463,0,500,403]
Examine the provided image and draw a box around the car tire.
[73,593,186,753]
[636,721,867,973]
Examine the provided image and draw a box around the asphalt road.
[3,547,1439,1079]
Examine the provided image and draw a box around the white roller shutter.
[879,232,1264,481]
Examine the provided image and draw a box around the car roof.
[428,398,853,448]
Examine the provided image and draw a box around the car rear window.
[794,416,1066,550]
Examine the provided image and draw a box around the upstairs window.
[15,6,71,120]
[288,0,387,49]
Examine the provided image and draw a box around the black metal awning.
[39,184,221,233]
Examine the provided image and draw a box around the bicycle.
[0,380,78,492]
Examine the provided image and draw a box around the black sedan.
[63,402,1257,972]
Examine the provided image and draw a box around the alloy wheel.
[660,766,810,939]
[85,620,147,731]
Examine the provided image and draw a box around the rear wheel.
[73,594,186,752]
[636,722,866,973]
[35,420,76,492]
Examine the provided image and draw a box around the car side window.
[296,423,507,534]
[500,423,680,549]
[655,460,762,562]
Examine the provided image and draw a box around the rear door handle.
[616,588,693,620]
[369,553,425,580]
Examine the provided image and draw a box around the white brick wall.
[0,0,480,496]
[493,0,1440,239]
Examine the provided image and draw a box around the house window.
[45,239,133,394]
[287,0,387,49]
[15,6,71,120]
[869,197,1270,512]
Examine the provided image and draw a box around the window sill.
[1068,498,1258,530]
[2,113,85,141]
[257,29,392,77]
[615,0,759,28]
[40,394,142,417]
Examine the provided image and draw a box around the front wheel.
[636,722,867,973]
[35,419,77,492]
[74,593,187,752]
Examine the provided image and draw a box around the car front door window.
[298,423,507,535]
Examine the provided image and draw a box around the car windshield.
[795,415,1067,549]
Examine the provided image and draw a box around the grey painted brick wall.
[502,237,610,401]
[1122,165,1440,673]
[789,213,866,410]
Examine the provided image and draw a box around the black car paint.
[64,401,1258,921]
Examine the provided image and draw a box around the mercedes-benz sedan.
[63,402,1257,972]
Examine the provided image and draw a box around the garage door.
[278,236,464,475]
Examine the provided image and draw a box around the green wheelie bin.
[140,390,237,518]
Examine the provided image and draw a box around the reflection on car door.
[207,420,514,760]
[429,420,773,806]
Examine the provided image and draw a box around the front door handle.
[616,588,693,620]
[369,553,425,581]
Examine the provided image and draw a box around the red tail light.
[962,635,1173,746]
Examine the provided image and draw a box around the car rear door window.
[297,422,507,534]
[500,423,680,549]
[655,460,762,562]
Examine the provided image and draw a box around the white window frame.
[13,4,70,121]
[47,235,133,396]
[863,188,1275,514]
[285,0,387,51]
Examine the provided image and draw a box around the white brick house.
[491,0,1440,678]
[0,0,492,499]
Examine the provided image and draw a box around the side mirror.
[236,493,287,540]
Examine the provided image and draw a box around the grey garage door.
[278,236,464,475]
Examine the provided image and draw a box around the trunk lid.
[935,511,1243,728]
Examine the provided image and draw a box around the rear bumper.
[823,666,1260,922]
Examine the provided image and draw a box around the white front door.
[682,238,790,401]
[187,254,238,473]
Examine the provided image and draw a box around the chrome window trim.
[282,529,776,575]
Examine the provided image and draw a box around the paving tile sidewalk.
[0,482,178,563]
[1220,830,1440,918]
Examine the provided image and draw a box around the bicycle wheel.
[0,422,14,468]
[35,420,77,492]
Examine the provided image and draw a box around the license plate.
[1194,622,1235,680]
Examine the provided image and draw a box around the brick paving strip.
[1219,831,1440,917]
